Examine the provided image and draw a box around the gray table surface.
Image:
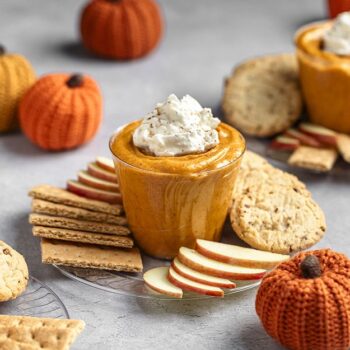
[1,0,349,349]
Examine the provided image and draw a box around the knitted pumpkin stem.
[0,45,5,55]
[66,74,84,88]
[300,255,322,279]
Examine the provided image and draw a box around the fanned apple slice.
[96,157,115,173]
[178,247,266,280]
[172,258,236,288]
[87,162,118,183]
[299,123,337,146]
[168,266,224,297]
[67,180,122,204]
[78,171,119,192]
[270,136,300,151]
[196,240,289,269]
[144,267,183,298]
[285,128,321,147]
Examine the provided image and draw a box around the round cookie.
[0,241,29,302]
[240,150,271,171]
[222,53,303,137]
[230,183,326,254]
[234,165,310,201]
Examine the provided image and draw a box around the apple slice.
[87,162,118,183]
[168,266,224,297]
[67,180,122,204]
[78,171,119,192]
[172,258,236,289]
[144,267,183,298]
[270,136,300,151]
[285,128,321,147]
[196,240,289,269]
[96,157,115,173]
[299,123,337,146]
[178,247,266,280]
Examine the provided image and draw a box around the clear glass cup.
[295,21,350,133]
[110,123,245,260]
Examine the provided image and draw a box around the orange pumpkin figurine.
[20,73,102,151]
[80,0,163,60]
[256,249,350,350]
[0,45,35,133]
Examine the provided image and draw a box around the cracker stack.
[28,157,143,273]
[0,315,84,350]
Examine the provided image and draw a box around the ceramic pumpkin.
[328,0,350,18]
[19,73,102,151]
[80,0,163,60]
[256,249,350,350]
[0,45,35,133]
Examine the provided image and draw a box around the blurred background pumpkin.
[0,45,35,133]
[19,73,102,151]
[80,0,163,60]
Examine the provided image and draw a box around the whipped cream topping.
[324,12,350,55]
[133,94,220,157]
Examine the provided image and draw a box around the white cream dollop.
[133,94,220,157]
[324,12,350,55]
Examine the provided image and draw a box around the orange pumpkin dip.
[110,120,245,259]
[295,22,350,133]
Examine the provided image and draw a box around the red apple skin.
[67,181,122,204]
[96,157,115,173]
[87,163,118,183]
[78,172,119,192]
[171,261,236,289]
[178,251,266,280]
[270,140,299,151]
[285,129,321,147]
[299,125,337,146]
[195,242,283,270]
[167,268,224,297]
[144,281,182,299]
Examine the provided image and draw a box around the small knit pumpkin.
[80,0,163,60]
[19,73,102,151]
[0,45,35,133]
[256,249,350,350]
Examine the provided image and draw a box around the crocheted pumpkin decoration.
[0,45,35,133]
[80,0,163,60]
[19,73,102,151]
[256,249,350,350]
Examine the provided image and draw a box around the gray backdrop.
[1,1,349,349]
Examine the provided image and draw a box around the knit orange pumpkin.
[256,249,350,350]
[19,73,102,151]
[80,0,163,60]
[0,45,35,133]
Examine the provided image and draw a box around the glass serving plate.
[53,223,262,300]
[0,276,69,318]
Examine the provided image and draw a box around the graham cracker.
[33,226,134,248]
[32,199,127,226]
[337,133,350,163]
[41,239,143,272]
[0,315,84,350]
[29,214,130,236]
[288,146,338,172]
[29,185,123,215]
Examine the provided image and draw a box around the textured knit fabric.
[0,54,35,133]
[80,0,163,59]
[256,249,350,350]
[19,73,102,151]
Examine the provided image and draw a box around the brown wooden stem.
[300,255,322,279]
[66,74,84,88]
